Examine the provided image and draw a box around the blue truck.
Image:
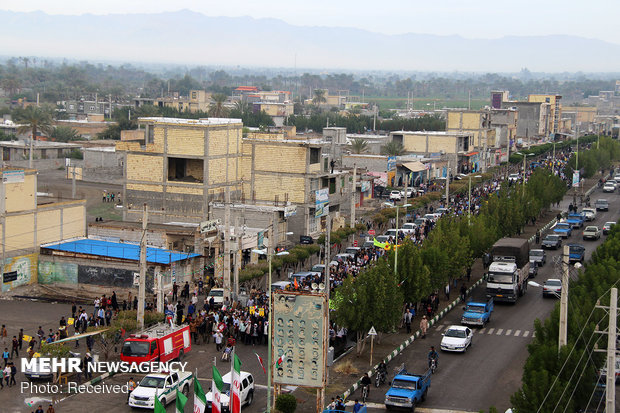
[553,222,572,238]
[567,243,585,264]
[566,213,585,229]
[384,367,431,411]
[461,298,494,327]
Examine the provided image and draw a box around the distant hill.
[1,9,619,72]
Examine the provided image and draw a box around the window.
[191,92,197,99]
[150,341,157,354]
[242,378,249,389]
[89,106,95,111]
[168,157,204,183]
[329,177,336,194]
[309,148,320,164]
[146,125,154,144]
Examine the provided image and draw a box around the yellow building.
[254,102,294,117]
[528,94,562,134]
[446,110,492,148]
[562,106,596,124]
[155,90,212,113]
[117,117,243,224]
[0,168,86,292]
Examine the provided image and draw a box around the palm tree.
[51,126,80,142]
[312,89,327,106]
[381,141,405,156]
[15,106,54,168]
[350,138,369,154]
[234,100,251,116]
[209,93,228,118]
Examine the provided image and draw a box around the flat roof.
[0,140,80,148]
[41,238,199,264]
[138,117,242,126]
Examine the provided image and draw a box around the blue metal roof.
[42,239,199,265]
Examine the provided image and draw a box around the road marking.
[506,329,512,336]
[514,330,521,337]
[436,324,446,331]
[533,332,536,338]
[487,328,495,335]
[523,331,530,337]
[479,328,486,334]
[496,328,503,335]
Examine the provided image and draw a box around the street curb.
[340,277,485,401]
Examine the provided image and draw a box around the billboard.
[273,292,327,387]
[572,171,580,187]
[315,189,329,218]
[387,156,397,172]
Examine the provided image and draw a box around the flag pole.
[230,346,235,413]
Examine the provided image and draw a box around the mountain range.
[1,9,619,72]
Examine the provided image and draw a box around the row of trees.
[332,168,570,353]
[287,113,444,134]
[511,223,620,411]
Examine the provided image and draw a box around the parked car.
[400,188,414,198]
[389,190,402,201]
[603,182,616,193]
[401,223,418,232]
[603,222,616,235]
[583,226,601,240]
[595,199,609,211]
[606,179,618,189]
[440,325,473,352]
[581,208,596,221]
[529,249,546,266]
[542,234,562,249]
[542,279,562,298]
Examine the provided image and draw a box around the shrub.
[275,393,297,413]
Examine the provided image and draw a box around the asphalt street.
[359,184,620,412]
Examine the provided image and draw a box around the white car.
[603,183,615,193]
[400,188,414,198]
[607,179,618,189]
[389,190,402,201]
[207,288,225,307]
[440,325,473,352]
[508,173,520,183]
[206,371,255,411]
[581,208,596,222]
[129,371,193,409]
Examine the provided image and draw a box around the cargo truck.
[485,238,530,303]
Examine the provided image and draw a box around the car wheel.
[246,390,254,406]
[182,384,189,397]
[178,349,184,361]
[161,398,166,406]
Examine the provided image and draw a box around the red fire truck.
[120,324,191,364]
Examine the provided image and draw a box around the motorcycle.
[375,369,386,387]
[429,358,437,374]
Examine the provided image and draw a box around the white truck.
[128,371,193,409]
[485,238,530,303]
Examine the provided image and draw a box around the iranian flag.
[276,354,285,369]
[154,396,166,413]
[176,389,188,413]
[230,354,242,413]
[211,366,224,413]
[193,378,207,413]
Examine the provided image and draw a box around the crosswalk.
[435,323,535,338]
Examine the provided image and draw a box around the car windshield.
[585,227,598,231]
[569,245,584,253]
[488,272,514,284]
[466,305,484,313]
[391,379,417,390]
[445,329,467,338]
[596,200,607,204]
[546,280,562,287]
[545,235,560,241]
[556,224,570,229]
[122,340,150,357]
[311,265,324,272]
[139,376,165,388]
[209,290,223,297]
[530,250,543,257]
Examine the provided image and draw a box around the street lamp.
[468,175,482,225]
[515,152,531,197]
[383,202,411,275]
[251,248,289,413]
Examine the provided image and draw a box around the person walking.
[460,283,467,301]
[0,325,7,347]
[420,316,429,339]
[444,283,450,300]
[10,336,18,359]
[404,310,412,334]
[2,348,8,367]
[127,377,137,403]
[2,365,9,387]
[9,362,16,386]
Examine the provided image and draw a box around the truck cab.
[384,367,431,410]
[461,298,494,327]
[128,371,193,409]
[121,324,191,364]
[486,261,526,303]
[567,243,585,263]
[566,213,585,229]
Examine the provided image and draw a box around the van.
[345,246,361,255]
[271,281,292,292]
[289,271,314,284]
[207,288,225,307]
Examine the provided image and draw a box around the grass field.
[87,202,123,221]
[365,96,488,111]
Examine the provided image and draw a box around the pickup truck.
[384,367,431,411]
[566,213,585,229]
[567,243,585,264]
[461,298,494,327]
[553,222,572,238]
[128,371,193,409]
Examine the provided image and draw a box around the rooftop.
[41,238,199,264]
[138,117,242,126]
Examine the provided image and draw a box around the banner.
[315,189,329,218]
[572,171,580,187]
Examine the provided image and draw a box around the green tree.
[275,393,297,413]
[51,125,80,142]
[332,260,403,354]
[381,141,405,156]
[312,89,327,106]
[350,138,369,154]
[209,93,228,118]
[15,105,54,166]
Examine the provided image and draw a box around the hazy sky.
[5,0,620,44]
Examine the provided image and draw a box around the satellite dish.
[311,283,318,291]
[318,283,325,291]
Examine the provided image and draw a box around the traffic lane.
[0,299,73,345]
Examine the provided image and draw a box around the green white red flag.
[193,377,207,413]
[211,366,224,413]
[231,354,242,413]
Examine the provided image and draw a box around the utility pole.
[445,160,450,206]
[558,245,569,350]
[223,187,231,302]
[137,204,148,329]
[605,288,617,412]
[321,215,331,411]
[71,166,76,199]
[233,215,240,302]
[350,164,356,228]
[155,267,163,313]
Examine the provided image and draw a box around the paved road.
[357,185,620,412]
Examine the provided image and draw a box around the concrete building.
[1,141,81,170]
[501,101,551,143]
[117,117,243,224]
[1,167,86,292]
[60,98,122,120]
[528,94,562,134]
[154,90,212,113]
[55,115,116,139]
[389,131,477,173]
